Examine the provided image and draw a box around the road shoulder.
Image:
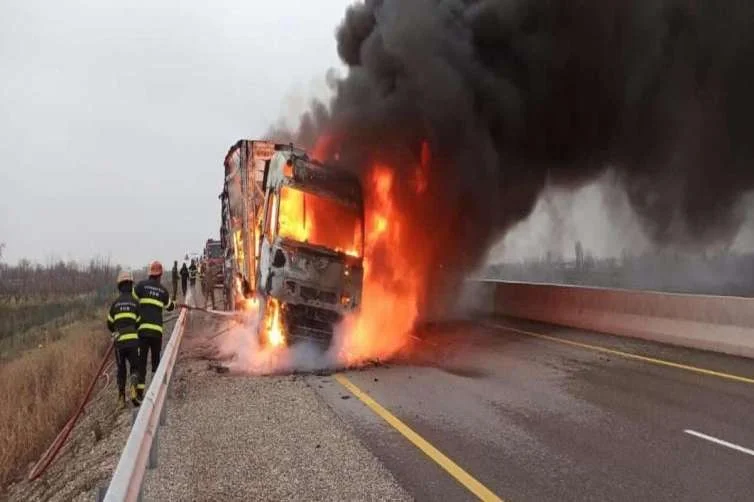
[142,355,411,501]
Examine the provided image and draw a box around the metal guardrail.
[98,292,192,502]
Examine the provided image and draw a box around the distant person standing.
[188,259,198,292]
[106,271,140,409]
[180,262,189,298]
[171,261,179,301]
[202,262,216,309]
[133,261,175,403]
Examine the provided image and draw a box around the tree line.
[0,255,119,303]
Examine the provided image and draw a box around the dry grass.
[0,304,104,364]
[0,294,108,352]
[0,314,109,488]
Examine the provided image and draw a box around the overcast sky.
[0,0,351,268]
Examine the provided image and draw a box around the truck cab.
[202,239,223,286]
[256,149,364,347]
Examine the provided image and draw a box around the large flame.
[231,139,429,368]
[278,186,364,258]
[336,163,424,366]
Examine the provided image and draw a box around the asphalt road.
[313,317,754,502]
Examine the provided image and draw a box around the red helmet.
[148,261,163,276]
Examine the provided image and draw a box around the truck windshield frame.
[276,185,364,258]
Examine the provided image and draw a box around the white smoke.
[208,307,357,375]
[486,171,754,266]
[486,169,653,263]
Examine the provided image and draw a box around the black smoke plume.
[270,0,754,318]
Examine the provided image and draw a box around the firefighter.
[188,259,198,292]
[202,261,216,309]
[133,260,175,401]
[171,260,179,301]
[107,271,140,409]
[179,262,189,298]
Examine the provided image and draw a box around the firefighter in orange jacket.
[107,271,140,409]
[133,261,175,402]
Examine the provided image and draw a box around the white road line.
[684,429,754,457]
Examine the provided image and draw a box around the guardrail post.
[148,427,159,469]
[160,344,170,427]
[95,485,107,502]
[159,398,168,426]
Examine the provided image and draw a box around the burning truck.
[219,140,364,348]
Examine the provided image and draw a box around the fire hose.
[176,303,239,317]
[26,308,197,482]
[28,341,115,481]
[28,304,236,481]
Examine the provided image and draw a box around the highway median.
[472,280,754,359]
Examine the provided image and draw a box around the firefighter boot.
[129,375,140,407]
[134,383,145,407]
[116,392,127,411]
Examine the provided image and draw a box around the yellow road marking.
[488,322,754,385]
[334,374,504,502]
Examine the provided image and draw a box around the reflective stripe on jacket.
[133,278,175,337]
[107,292,140,346]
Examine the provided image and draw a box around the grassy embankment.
[0,263,117,488]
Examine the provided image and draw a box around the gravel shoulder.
[142,351,411,501]
[8,288,411,502]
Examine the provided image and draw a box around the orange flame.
[261,297,286,348]
[278,186,310,242]
[278,185,364,257]
[337,164,423,366]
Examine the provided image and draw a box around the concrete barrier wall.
[474,280,754,358]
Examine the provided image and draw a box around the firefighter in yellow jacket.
[133,261,175,402]
[107,271,141,408]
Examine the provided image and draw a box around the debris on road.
[207,361,230,374]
